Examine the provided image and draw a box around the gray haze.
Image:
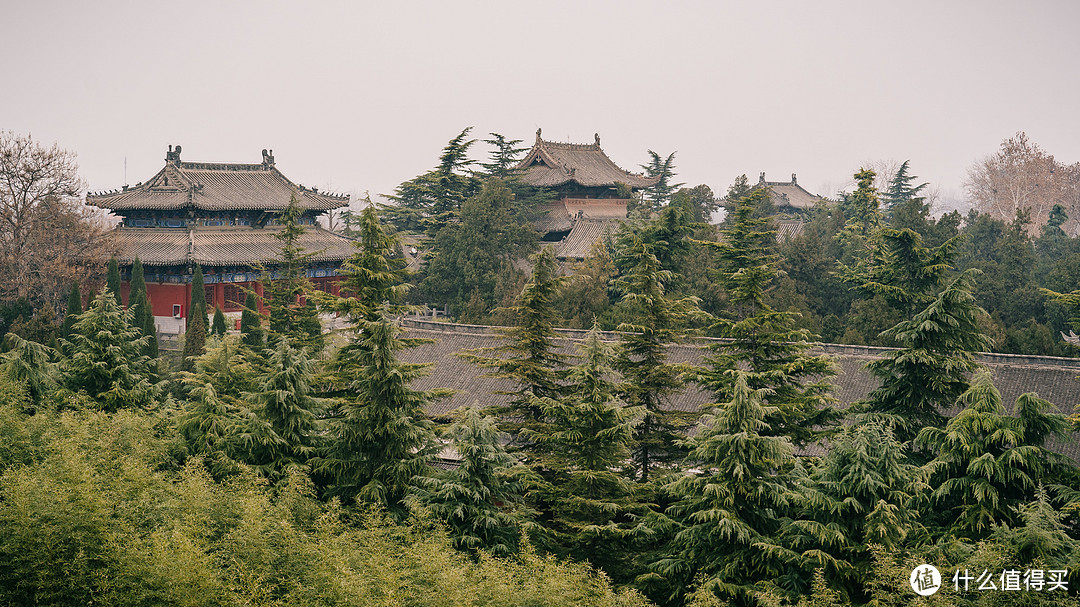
[3,0,1079,209]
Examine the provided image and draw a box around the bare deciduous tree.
[0,131,112,309]
[966,132,1080,235]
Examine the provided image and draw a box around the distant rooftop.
[517,129,659,190]
[87,146,349,213]
[755,172,825,211]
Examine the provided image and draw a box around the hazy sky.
[3,0,1079,210]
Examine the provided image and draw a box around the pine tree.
[410,406,528,556]
[464,247,569,430]
[211,306,227,337]
[182,302,208,372]
[537,324,645,575]
[652,373,803,605]
[697,188,838,446]
[314,316,445,518]
[239,291,264,349]
[188,264,206,326]
[383,127,481,235]
[613,234,702,481]
[881,160,928,212]
[800,421,926,599]
[639,150,683,212]
[60,288,158,412]
[918,371,1071,537]
[106,256,122,305]
[860,269,993,443]
[334,205,410,323]
[61,282,82,339]
[266,192,323,352]
[0,333,59,407]
[480,133,528,178]
[242,335,323,480]
[128,257,158,358]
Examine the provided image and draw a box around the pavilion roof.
[754,172,824,210]
[106,225,356,267]
[87,146,349,212]
[517,129,659,190]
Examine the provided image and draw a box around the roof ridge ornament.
[536,128,542,144]
[166,144,182,165]
[261,149,275,167]
[594,133,600,147]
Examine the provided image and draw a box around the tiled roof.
[517,129,660,190]
[775,218,806,242]
[87,148,348,212]
[554,217,621,260]
[398,319,1080,460]
[107,225,356,266]
[754,173,824,211]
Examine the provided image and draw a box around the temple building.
[518,129,658,259]
[753,172,827,242]
[87,145,354,337]
[754,172,825,213]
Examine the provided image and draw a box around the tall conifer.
[106,256,122,305]
[61,282,82,339]
[860,269,993,443]
[696,188,838,446]
[613,234,702,481]
[60,289,158,412]
[240,291,263,348]
[315,316,445,518]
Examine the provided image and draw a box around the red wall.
[130,278,339,316]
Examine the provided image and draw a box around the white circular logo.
[910,564,941,596]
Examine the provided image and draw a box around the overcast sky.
[3,0,1078,211]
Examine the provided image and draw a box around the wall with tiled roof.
[397,319,1080,460]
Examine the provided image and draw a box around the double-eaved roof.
[517,129,659,190]
[87,146,349,213]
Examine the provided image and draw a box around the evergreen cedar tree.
[410,406,527,556]
[106,256,121,305]
[315,204,447,518]
[463,246,569,430]
[639,150,682,212]
[917,371,1071,536]
[859,269,993,443]
[60,288,159,412]
[266,192,323,352]
[333,204,410,323]
[697,187,838,447]
[535,324,648,578]
[240,290,263,348]
[211,306,227,337]
[652,373,805,605]
[61,282,82,338]
[242,335,323,481]
[612,233,702,482]
[384,127,481,235]
[315,315,446,520]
